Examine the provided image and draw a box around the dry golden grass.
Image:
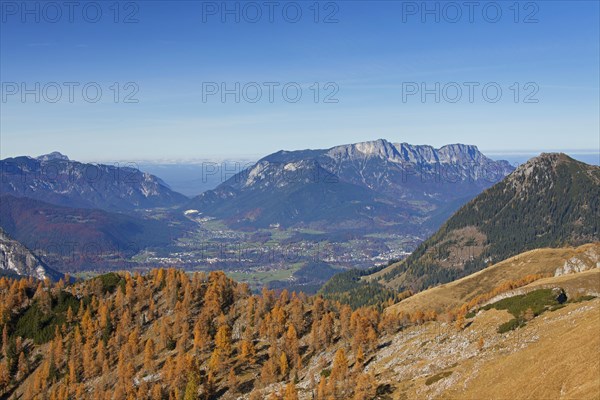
[386,243,600,316]
[441,297,600,400]
[367,271,600,400]
[521,268,600,298]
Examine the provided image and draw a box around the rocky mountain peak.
[530,152,572,166]
[437,144,482,163]
[375,152,599,292]
[509,153,574,184]
[353,139,397,157]
[325,139,398,162]
[505,152,600,195]
[37,151,70,162]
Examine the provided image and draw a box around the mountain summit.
[36,151,70,162]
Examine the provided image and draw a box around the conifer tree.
[279,352,289,378]
[144,338,155,370]
[283,382,299,400]
[183,372,199,400]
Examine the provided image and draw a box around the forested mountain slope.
[375,153,599,292]
[0,260,598,400]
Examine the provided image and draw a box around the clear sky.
[1,0,599,162]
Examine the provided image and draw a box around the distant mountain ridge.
[375,152,600,292]
[187,139,514,231]
[0,152,188,211]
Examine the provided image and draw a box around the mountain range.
[0,152,187,211]
[0,142,515,279]
[187,139,514,232]
[2,146,595,291]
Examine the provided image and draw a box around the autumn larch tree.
[215,323,232,358]
[328,348,348,398]
[283,382,299,400]
[353,372,377,399]
[144,338,155,370]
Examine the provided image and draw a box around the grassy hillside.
[345,268,600,400]
[368,295,600,400]
[385,243,599,316]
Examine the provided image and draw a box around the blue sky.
[1,0,599,161]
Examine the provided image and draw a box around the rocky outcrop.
[0,228,62,281]
[554,247,600,276]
